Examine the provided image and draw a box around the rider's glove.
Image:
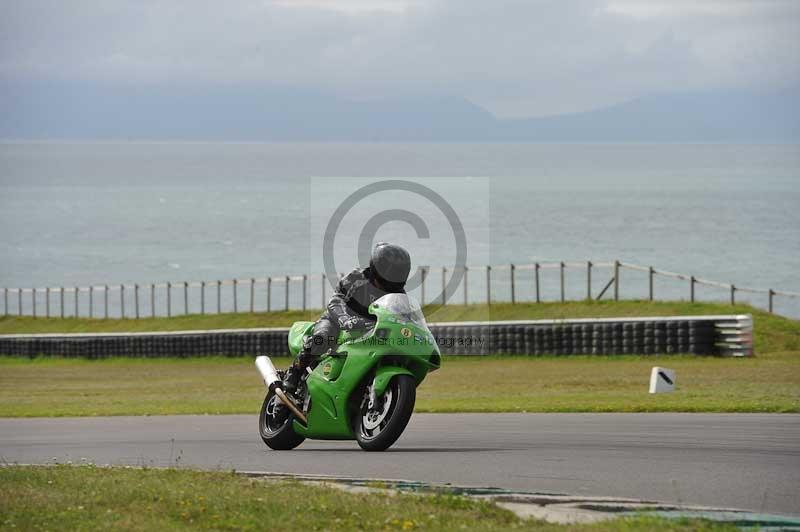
[339,315,367,331]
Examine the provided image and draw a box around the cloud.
[271,0,415,14]
[1,0,797,117]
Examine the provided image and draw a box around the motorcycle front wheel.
[355,375,416,452]
[259,390,305,450]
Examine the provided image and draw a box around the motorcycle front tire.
[259,390,305,451]
[355,375,416,452]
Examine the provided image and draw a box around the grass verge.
[0,465,736,531]
[0,352,797,416]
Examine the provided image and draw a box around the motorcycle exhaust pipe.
[255,355,281,388]
[255,356,308,425]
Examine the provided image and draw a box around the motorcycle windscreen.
[371,293,428,328]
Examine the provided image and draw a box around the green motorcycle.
[255,293,441,452]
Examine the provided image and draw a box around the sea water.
[1,142,798,317]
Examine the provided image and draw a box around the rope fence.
[2,260,798,320]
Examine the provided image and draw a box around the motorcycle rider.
[281,242,412,393]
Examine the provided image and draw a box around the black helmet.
[370,242,411,289]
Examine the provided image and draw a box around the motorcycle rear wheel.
[259,390,305,450]
[355,375,416,452]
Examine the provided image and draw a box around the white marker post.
[649,367,676,394]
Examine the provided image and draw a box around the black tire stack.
[0,317,728,358]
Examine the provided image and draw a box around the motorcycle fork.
[367,378,384,411]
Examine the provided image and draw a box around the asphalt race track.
[1,413,798,516]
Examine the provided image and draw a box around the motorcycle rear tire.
[259,391,305,451]
[355,375,416,452]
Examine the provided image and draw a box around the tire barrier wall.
[0,315,753,359]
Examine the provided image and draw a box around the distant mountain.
[1,81,797,141]
[503,89,800,142]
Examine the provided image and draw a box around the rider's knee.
[302,332,335,359]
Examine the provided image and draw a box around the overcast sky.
[1,0,798,118]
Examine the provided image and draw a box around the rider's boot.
[281,363,303,395]
[282,332,325,395]
[282,343,317,394]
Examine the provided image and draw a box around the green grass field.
[1,301,798,416]
[0,353,796,416]
[0,465,736,531]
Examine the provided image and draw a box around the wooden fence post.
[285,276,290,310]
[534,263,540,303]
[560,262,565,302]
[463,266,468,305]
[233,279,238,313]
[587,261,592,300]
[120,284,125,319]
[150,284,155,318]
[46,287,50,318]
[74,286,79,317]
[18,289,22,316]
[32,288,36,318]
[183,282,188,315]
[250,278,255,313]
[613,260,620,301]
[302,275,307,311]
[200,281,205,314]
[104,285,108,319]
[769,289,774,313]
[60,287,65,318]
[3,288,7,316]
[88,286,93,318]
[167,282,171,317]
[649,266,654,301]
[510,264,516,304]
[134,284,140,319]
[267,278,272,312]
[420,267,427,305]
[441,267,447,305]
[216,280,221,314]
[486,265,491,306]
[690,276,695,303]
[730,284,736,305]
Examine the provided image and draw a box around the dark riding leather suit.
[298,267,405,366]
